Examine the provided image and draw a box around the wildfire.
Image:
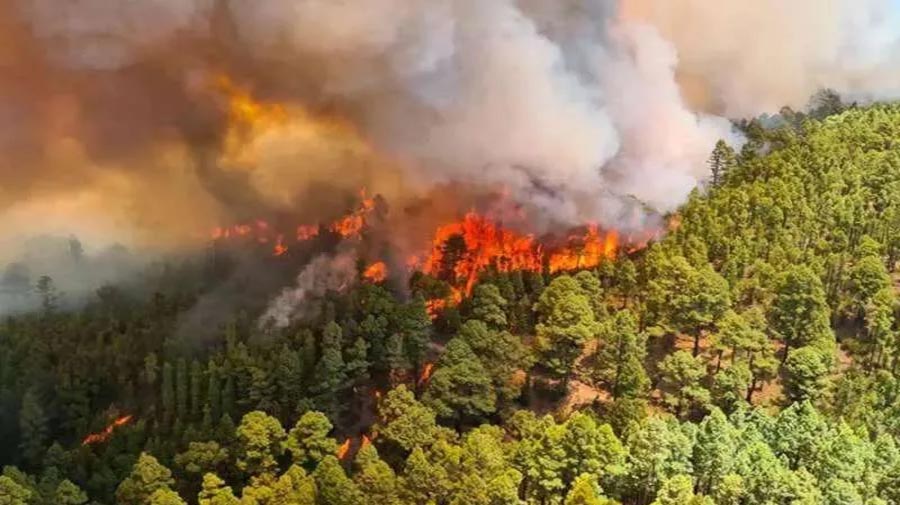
[329,189,376,239]
[337,438,352,460]
[418,362,435,386]
[422,212,543,297]
[419,213,622,314]
[360,434,372,451]
[297,224,319,241]
[82,415,134,446]
[210,189,378,254]
[363,262,387,283]
[273,235,288,256]
[547,226,619,273]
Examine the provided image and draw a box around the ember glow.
[82,415,134,446]
[363,262,388,283]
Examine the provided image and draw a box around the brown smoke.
[1,0,898,259]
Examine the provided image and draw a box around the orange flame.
[547,226,619,273]
[423,212,543,297]
[273,235,288,256]
[425,298,448,319]
[360,435,372,451]
[82,415,134,446]
[329,189,376,239]
[363,262,387,283]
[418,363,435,386]
[419,213,623,315]
[297,224,319,241]
[337,438,352,460]
[211,191,375,249]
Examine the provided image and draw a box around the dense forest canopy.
[2,98,900,505]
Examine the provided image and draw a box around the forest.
[3,97,900,505]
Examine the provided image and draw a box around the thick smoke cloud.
[1,0,899,253]
[622,0,900,116]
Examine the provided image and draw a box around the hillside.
[2,102,900,505]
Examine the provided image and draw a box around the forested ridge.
[3,100,900,505]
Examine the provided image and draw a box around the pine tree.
[190,360,205,421]
[162,362,176,425]
[422,338,496,422]
[206,362,222,423]
[373,385,438,452]
[658,350,709,417]
[285,411,337,469]
[235,411,287,478]
[534,275,598,382]
[692,409,736,494]
[18,388,48,466]
[769,265,834,363]
[353,445,400,505]
[595,310,649,399]
[176,358,189,421]
[0,475,32,505]
[708,139,736,186]
[470,283,508,329]
[311,322,347,419]
[272,464,317,504]
[147,487,187,505]
[458,320,532,404]
[564,474,612,505]
[312,456,364,505]
[53,479,88,505]
[115,453,176,505]
[197,473,239,505]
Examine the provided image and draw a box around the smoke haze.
[2,0,899,252]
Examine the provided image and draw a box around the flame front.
[363,262,387,283]
[82,415,134,446]
[423,212,543,298]
[547,226,619,273]
[211,189,376,255]
[330,189,376,239]
[419,213,623,314]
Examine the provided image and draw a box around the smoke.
[621,0,900,116]
[1,0,899,252]
[259,251,358,328]
[0,235,142,315]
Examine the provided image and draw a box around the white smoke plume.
[259,252,358,328]
[4,0,900,244]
